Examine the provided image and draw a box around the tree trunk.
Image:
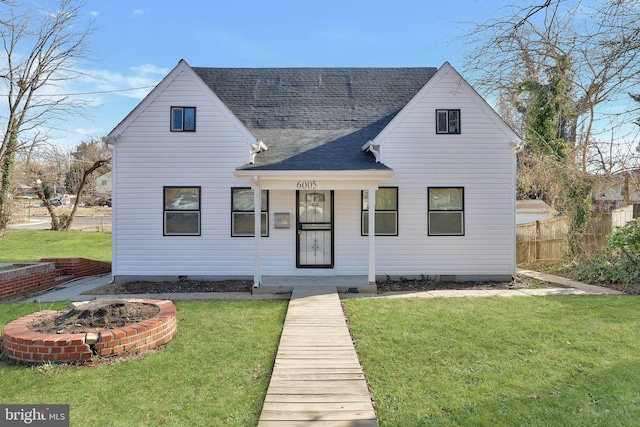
[0,132,18,237]
[63,159,110,231]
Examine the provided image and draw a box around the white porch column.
[253,178,261,288]
[367,187,376,284]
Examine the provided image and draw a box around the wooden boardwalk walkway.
[258,286,378,427]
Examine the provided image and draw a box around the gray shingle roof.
[192,67,437,171]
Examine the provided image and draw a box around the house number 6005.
[296,180,317,189]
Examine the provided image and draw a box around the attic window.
[171,107,196,132]
[436,109,460,134]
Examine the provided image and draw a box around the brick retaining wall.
[41,257,111,279]
[0,258,111,302]
[1,300,177,363]
[0,263,58,302]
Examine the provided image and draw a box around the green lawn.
[344,296,640,427]
[0,300,287,426]
[0,230,111,263]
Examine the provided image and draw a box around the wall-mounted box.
[274,212,290,228]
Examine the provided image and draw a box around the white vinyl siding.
[372,66,516,278]
[112,68,263,277]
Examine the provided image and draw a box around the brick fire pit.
[1,299,176,364]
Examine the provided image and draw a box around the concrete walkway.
[516,268,624,295]
[26,269,623,303]
[258,286,378,427]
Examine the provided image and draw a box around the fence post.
[535,220,540,263]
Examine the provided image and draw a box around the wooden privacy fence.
[516,214,611,264]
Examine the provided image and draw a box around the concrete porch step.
[252,276,376,294]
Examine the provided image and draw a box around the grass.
[0,300,287,426]
[344,296,640,427]
[0,230,112,263]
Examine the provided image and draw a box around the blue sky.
[61,0,502,149]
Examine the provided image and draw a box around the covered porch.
[234,169,394,289]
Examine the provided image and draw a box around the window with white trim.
[436,109,460,134]
[428,187,464,236]
[163,186,201,236]
[170,107,196,131]
[361,187,398,236]
[231,188,269,237]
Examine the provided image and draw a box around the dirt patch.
[88,279,252,295]
[28,300,160,334]
[376,277,560,292]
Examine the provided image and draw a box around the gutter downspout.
[249,140,268,164]
[253,176,261,288]
[368,187,377,284]
[362,140,381,163]
[103,135,120,284]
[510,140,524,280]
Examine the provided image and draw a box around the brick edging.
[1,299,176,364]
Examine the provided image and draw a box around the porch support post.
[367,187,376,285]
[253,177,261,288]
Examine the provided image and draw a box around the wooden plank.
[274,359,360,368]
[269,373,366,381]
[259,420,378,427]
[271,367,365,374]
[260,409,377,421]
[275,351,359,358]
[266,381,371,394]
[264,394,374,403]
[262,401,374,412]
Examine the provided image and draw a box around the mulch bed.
[375,278,557,292]
[89,280,253,295]
[87,277,559,295]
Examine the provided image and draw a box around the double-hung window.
[436,109,460,134]
[231,188,269,237]
[171,107,196,131]
[361,187,398,236]
[164,186,201,236]
[428,187,464,236]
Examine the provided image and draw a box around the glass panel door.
[297,190,334,268]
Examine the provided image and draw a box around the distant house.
[105,60,522,288]
[593,169,640,213]
[516,199,556,225]
[95,171,112,197]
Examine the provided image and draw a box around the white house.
[95,171,112,198]
[516,199,556,225]
[106,60,522,289]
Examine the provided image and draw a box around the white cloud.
[132,9,145,17]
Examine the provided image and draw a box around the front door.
[297,190,334,268]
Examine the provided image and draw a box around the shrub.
[605,220,640,265]
[570,221,640,293]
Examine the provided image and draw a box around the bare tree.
[462,0,640,256]
[0,0,94,237]
[65,138,111,196]
[463,0,640,175]
[27,141,110,231]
